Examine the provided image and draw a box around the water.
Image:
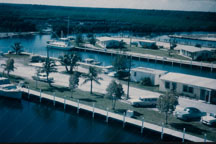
[0,34,216,79]
[0,97,179,142]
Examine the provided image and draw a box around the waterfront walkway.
[21,88,212,142]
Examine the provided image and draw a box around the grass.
[3,73,215,141]
[125,46,190,61]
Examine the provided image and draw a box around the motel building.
[175,45,214,61]
[159,72,216,104]
[130,67,167,85]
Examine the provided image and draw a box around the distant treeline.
[0,3,216,34]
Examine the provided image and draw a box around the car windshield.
[210,113,216,118]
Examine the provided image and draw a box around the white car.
[201,113,216,127]
[128,97,157,107]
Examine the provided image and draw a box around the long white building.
[159,72,216,104]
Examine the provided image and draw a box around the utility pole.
[126,55,132,100]
[67,16,70,37]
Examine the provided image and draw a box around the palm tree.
[59,53,81,74]
[41,58,57,87]
[11,42,23,55]
[1,58,16,77]
[82,67,103,94]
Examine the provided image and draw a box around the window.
[183,85,188,92]
[134,72,136,76]
[183,85,194,94]
[172,82,177,90]
[165,81,170,89]
[188,87,194,93]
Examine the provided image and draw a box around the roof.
[138,39,156,43]
[175,45,213,53]
[131,67,167,74]
[160,72,216,90]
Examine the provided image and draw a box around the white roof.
[160,72,216,90]
[175,45,213,53]
[131,67,167,75]
[138,39,156,43]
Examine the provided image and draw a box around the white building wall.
[131,71,158,85]
[159,80,203,99]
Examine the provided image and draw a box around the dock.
[74,47,216,72]
[21,87,212,142]
[0,32,39,39]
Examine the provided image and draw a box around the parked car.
[201,113,216,127]
[32,73,54,83]
[174,107,206,121]
[128,97,157,107]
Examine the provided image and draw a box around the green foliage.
[112,55,129,72]
[82,66,103,94]
[75,33,84,47]
[59,53,81,73]
[140,77,152,86]
[1,4,216,33]
[11,42,23,55]
[88,34,97,45]
[41,58,57,86]
[1,58,16,77]
[106,80,124,109]
[69,72,80,97]
[157,91,179,124]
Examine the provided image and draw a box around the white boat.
[47,38,74,50]
[83,58,102,65]
[0,84,22,99]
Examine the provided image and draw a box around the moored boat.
[0,84,22,99]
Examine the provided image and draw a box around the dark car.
[175,107,206,121]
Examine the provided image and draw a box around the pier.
[0,32,39,39]
[22,87,212,142]
[74,47,216,72]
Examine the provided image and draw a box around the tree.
[106,80,124,110]
[119,40,126,52]
[59,53,81,74]
[82,66,103,94]
[34,68,41,89]
[11,42,23,55]
[157,91,179,124]
[1,58,16,77]
[112,55,129,73]
[41,58,57,87]
[69,72,80,98]
[89,34,97,46]
[75,33,84,47]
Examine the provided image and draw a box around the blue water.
[0,34,215,79]
[0,97,180,142]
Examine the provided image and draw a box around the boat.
[47,38,74,50]
[0,84,22,99]
[83,58,102,65]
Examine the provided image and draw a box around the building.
[175,45,214,60]
[130,67,167,85]
[137,40,157,48]
[159,72,216,104]
[101,40,122,48]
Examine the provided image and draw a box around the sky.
[0,0,216,12]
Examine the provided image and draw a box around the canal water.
[0,34,216,79]
[0,97,182,142]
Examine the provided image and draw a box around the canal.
[0,34,215,79]
[0,96,182,142]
